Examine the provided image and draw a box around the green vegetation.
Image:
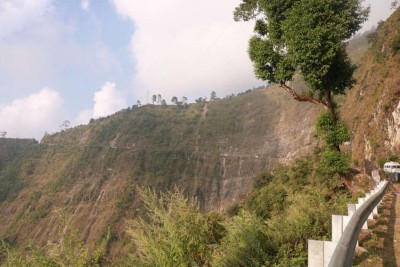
[0,86,363,265]
[233,0,367,191]
[213,210,271,266]
[0,2,397,266]
[0,211,109,267]
[127,187,214,266]
[391,36,400,54]
[0,87,317,262]
[0,140,40,202]
[315,112,350,176]
[124,155,350,267]
[0,153,350,266]
[316,113,350,151]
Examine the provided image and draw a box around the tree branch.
[280,83,328,110]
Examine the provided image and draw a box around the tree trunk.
[323,90,341,152]
[324,89,336,119]
[280,83,328,110]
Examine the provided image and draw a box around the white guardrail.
[308,175,388,267]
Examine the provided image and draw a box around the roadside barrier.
[308,176,388,267]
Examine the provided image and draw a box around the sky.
[0,0,397,140]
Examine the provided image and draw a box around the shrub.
[318,149,350,175]
[391,36,400,54]
[0,211,109,267]
[226,203,241,217]
[316,112,350,149]
[128,187,212,267]
[246,183,288,219]
[0,241,57,267]
[252,172,274,189]
[212,210,273,267]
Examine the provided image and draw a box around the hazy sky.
[0,0,396,139]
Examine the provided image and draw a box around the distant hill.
[0,86,319,257]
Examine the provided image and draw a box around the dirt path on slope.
[392,183,400,266]
[353,182,398,266]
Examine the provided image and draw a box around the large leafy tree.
[234,0,369,117]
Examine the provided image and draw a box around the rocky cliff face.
[387,100,400,149]
[341,7,400,167]
[0,86,320,255]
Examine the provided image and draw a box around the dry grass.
[341,7,400,164]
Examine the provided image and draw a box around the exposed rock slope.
[341,7,400,167]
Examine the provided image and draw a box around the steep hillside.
[341,7,400,168]
[0,12,387,259]
[0,86,319,256]
[0,138,38,171]
[0,138,38,202]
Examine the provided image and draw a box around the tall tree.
[60,120,70,130]
[210,91,217,101]
[234,0,369,117]
[181,96,188,105]
[152,95,157,104]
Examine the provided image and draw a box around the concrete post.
[347,204,356,216]
[308,240,324,267]
[309,179,387,267]
[342,215,351,230]
[373,206,378,216]
[307,240,338,267]
[323,241,337,267]
[332,215,343,243]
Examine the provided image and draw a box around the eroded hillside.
[0,86,319,256]
[341,7,400,168]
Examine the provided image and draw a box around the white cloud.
[0,88,64,140]
[111,0,398,102]
[73,82,127,125]
[81,0,90,11]
[74,108,93,126]
[0,0,123,103]
[93,82,127,117]
[111,0,261,102]
[0,0,57,92]
[0,0,53,39]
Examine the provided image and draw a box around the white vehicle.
[383,161,400,173]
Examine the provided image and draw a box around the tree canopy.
[234,0,369,115]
